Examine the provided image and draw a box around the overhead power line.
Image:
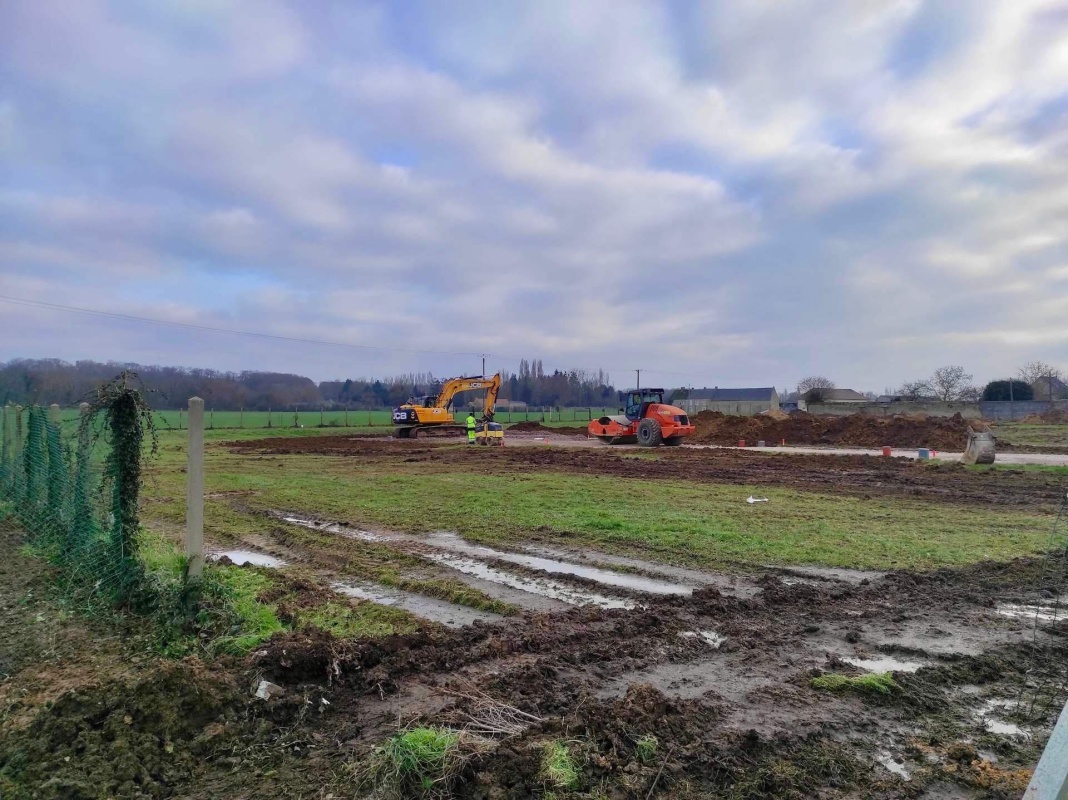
[0,293,710,385]
[0,294,486,359]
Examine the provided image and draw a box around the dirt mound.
[0,661,245,799]
[507,421,588,435]
[692,411,985,451]
[760,408,790,421]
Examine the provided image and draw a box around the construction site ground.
[4,417,1068,799]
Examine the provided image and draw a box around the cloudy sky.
[2,1,1067,391]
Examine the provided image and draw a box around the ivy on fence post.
[82,372,158,603]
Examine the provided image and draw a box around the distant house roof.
[688,387,777,402]
[804,388,867,402]
[1031,376,1068,393]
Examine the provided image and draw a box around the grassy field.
[56,407,609,431]
[992,422,1068,447]
[141,428,1056,571]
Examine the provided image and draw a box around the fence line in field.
[57,406,616,430]
[1,374,157,604]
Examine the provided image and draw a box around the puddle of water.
[332,582,400,606]
[984,718,1027,736]
[996,598,1068,622]
[523,544,762,597]
[842,656,925,673]
[876,751,911,780]
[975,698,1030,738]
[281,515,388,542]
[332,581,502,628]
[779,576,821,587]
[209,550,287,568]
[426,532,691,596]
[424,553,635,610]
[773,565,885,585]
[678,630,725,648]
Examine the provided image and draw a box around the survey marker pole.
[1024,699,1068,798]
[186,397,205,581]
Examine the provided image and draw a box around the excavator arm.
[434,374,502,420]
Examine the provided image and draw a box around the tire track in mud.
[273,513,709,619]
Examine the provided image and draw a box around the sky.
[1,1,1067,392]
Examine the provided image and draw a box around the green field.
[141,428,1055,571]
[57,406,610,431]
[992,422,1068,448]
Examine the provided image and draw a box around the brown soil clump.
[692,411,985,451]
[229,436,1066,509]
[507,421,589,435]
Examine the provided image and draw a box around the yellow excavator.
[392,373,502,439]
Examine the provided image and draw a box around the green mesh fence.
[0,376,156,604]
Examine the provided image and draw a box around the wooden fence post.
[186,397,205,581]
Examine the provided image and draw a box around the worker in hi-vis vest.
[466,413,477,444]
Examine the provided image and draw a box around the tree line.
[0,358,618,410]
[792,360,1067,403]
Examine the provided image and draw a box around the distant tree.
[1018,361,1063,386]
[1018,361,1065,400]
[797,376,835,394]
[927,365,976,401]
[797,376,835,402]
[896,379,933,399]
[982,380,1033,401]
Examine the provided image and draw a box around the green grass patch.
[636,733,658,764]
[364,727,491,797]
[540,740,580,790]
[207,565,285,653]
[295,599,419,639]
[991,423,1068,448]
[811,672,899,696]
[141,428,1056,572]
[965,462,1068,474]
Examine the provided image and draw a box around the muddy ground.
[4,513,1067,799]
[229,435,1067,509]
[504,412,987,452]
[4,437,1068,798]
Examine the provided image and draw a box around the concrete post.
[1024,699,1068,798]
[186,397,205,581]
[49,403,61,426]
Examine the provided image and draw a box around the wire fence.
[54,406,616,431]
[1015,492,1068,723]
[0,373,157,605]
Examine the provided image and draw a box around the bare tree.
[928,365,975,401]
[797,376,835,403]
[1018,360,1063,386]
[897,379,932,399]
[797,376,835,393]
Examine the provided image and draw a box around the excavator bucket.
[961,430,996,465]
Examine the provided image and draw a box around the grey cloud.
[1,1,1068,390]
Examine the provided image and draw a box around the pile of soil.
[230,435,1068,508]
[691,411,984,451]
[759,408,790,421]
[506,421,589,435]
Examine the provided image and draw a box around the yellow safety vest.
[466,416,476,429]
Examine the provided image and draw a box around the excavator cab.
[623,389,664,421]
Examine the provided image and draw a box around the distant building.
[678,387,779,417]
[1031,377,1068,401]
[804,388,868,404]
